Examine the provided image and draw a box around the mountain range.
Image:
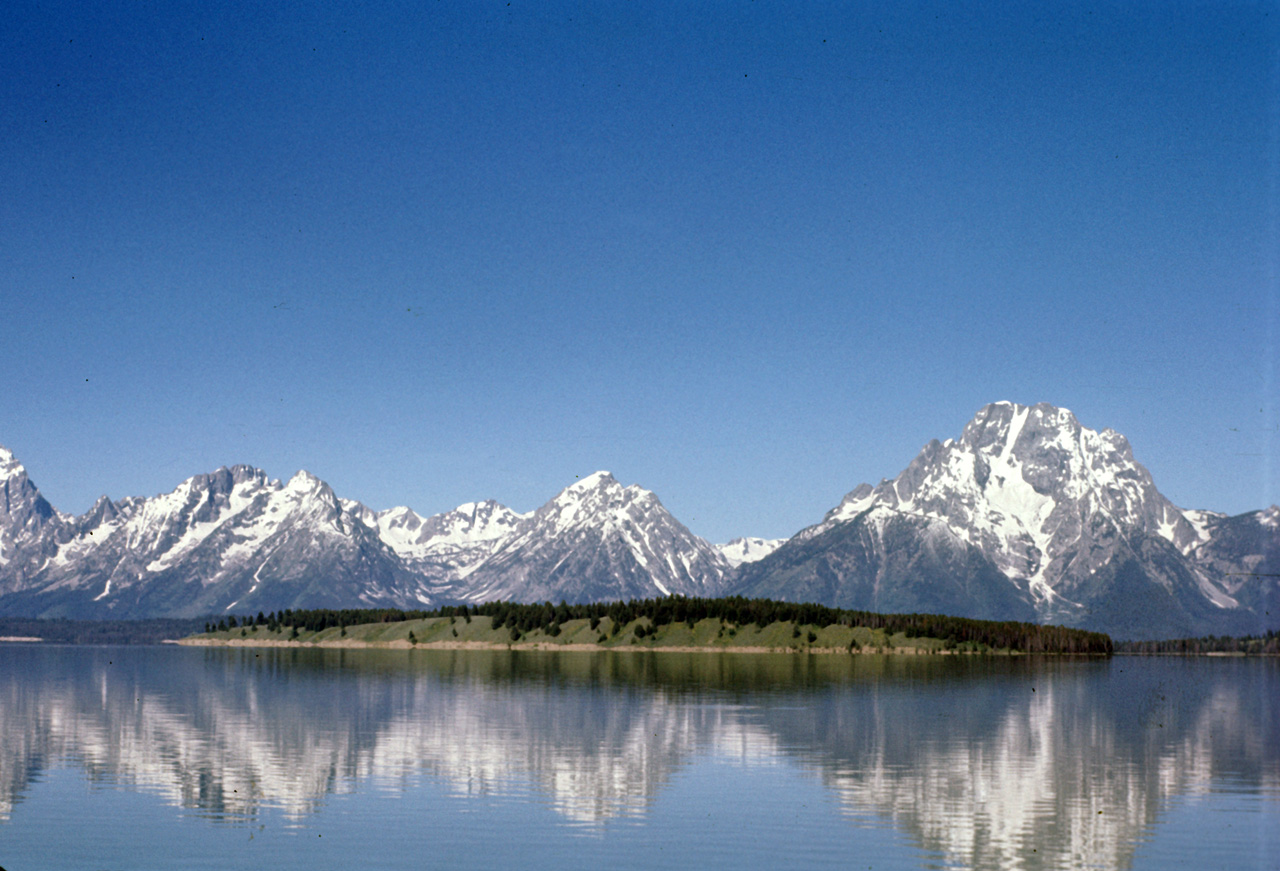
[2,402,1276,639]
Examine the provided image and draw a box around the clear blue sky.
[3,1,1277,542]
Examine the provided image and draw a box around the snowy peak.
[371,499,528,567]
[959,403,1143,511]
[0,445,51,515]
[16,457,431,615]
[823,401,1166,530]
[809,402,1223,607]
[0,445,25,481]
[0,448,737,615]
[3,421,1272,638]
[537,471,641,535]
[530,473,650,538]
[102,466,279,573]
[339,498,377,528]
[735,400,1272,636]
[565,470,618,493]
[0,446,64,575]
[425,500,528,545]
[375,505,424,538]
[81,494,120,528]
[283,468,332,501]
[716,537,785,568]
[460,473,730,603]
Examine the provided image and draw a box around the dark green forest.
[0,617,208,645]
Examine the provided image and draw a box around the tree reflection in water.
[0,646,1275,870]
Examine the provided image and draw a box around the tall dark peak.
[0,446,58,530]
[79,495,120,530]
[0,446,70,592]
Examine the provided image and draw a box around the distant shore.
[181,606,1114,655]
[179,636,984,655]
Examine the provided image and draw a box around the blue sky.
[3,1,1277,542]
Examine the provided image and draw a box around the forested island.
[186,596,1114,655]
[10,601,1276,655]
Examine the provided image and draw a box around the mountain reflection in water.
[0,646,1276,871]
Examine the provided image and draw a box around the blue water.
[0,646,1275,870]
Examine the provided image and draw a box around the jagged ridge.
[0,456,730,617]
[0,401,1276,638]
[731,402,1278,639]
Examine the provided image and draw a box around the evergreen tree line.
[1115,629,1280,655]
[0,617,208,645]
[204,607,440,635]
[208,596,1112,654]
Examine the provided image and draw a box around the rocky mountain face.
[1181,506,1280,623]
[0,447,71,596]
[0,455,730,618]
[458,472,731,604]
[340,498,530,588]
[0,460,430,618]
[1,402,1276,639]
[731,402,1278,639]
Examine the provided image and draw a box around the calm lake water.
[0,645,1275,871]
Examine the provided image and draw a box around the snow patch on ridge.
[370,500,529,571]
[0,446,24,481]
[979,414,1057,598]
[1180,509,1223,554]
[717,537,785,567]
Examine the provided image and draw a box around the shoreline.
[177,637,1002,655]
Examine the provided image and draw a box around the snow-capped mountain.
[1178,505,1280,623]
[342,499,530,578]
[0,454,730,617]
[732,402,1279,639]
[458,472,733,604]
[0,461,433,618]
[0,446,69,594]
[716,537,785,568]
[2,403,1276,638]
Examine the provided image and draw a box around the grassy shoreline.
[183,614,1040,655]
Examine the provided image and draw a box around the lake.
[0,645,1275,870]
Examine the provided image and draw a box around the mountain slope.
[0,463,433,618]
[457,472,732,603]
[0,453,733,618]
[339,498,530,587]
[733,402,1276,639]
[2,402,1276,637]
[0,447,71,595]
[1182,506,1280,623]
